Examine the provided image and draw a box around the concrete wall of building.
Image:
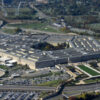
[69,53,100,63]
[36,60,55,68]
[0,51,36,69]
[69,56,82,63]
[82,53,100,61]
[1,50,100,70]
[36,58,68,68]
[55,58,68,64]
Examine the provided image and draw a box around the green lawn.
[78,65,100,76]
[0,65,8,70]
[5,7,37,19]
[6,23,67,33]
[38,80,63,87]
[1,28,17,34]
[7,22,47,29]
[87,23,100,31]
[39,92,51,98]
[84,78,100,84]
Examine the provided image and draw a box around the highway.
[0,85,56,92]
[63,83,100,97]
[42,82,100,99]
[0,83,99,96]
[0,83,99,99]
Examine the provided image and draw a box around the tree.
[14,28,22,34]
[69,96,78,100]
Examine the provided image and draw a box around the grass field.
[1,28,16,34]
[5,7,37,19]
[78,65,100,76]
[7,23,65,33]
[38,80,63,87]
[87,23,100,31]
[0,65,8,70]
[7,22,48,30]
[84,78,100,84]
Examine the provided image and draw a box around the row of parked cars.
[0,91,40,100]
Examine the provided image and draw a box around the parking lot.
[0,91,40,100]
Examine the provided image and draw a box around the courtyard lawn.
[78,65,100,76]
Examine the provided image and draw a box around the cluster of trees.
[3,0,100,17]
[3,0,33,5]
[35,0,100,32]
[32,42,69,51]
[36,0,100,16]
[69,92,100,100]
[68,66,76,72]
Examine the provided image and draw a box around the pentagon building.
[0,33,100,69]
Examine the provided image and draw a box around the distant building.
[53,23,62,28]
[36,0,48,4]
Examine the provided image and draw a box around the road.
[43,82,100,99]
[0,85,56,92]
[63,83,100,97]
[29,3,48,19]
[0,81,99,99]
